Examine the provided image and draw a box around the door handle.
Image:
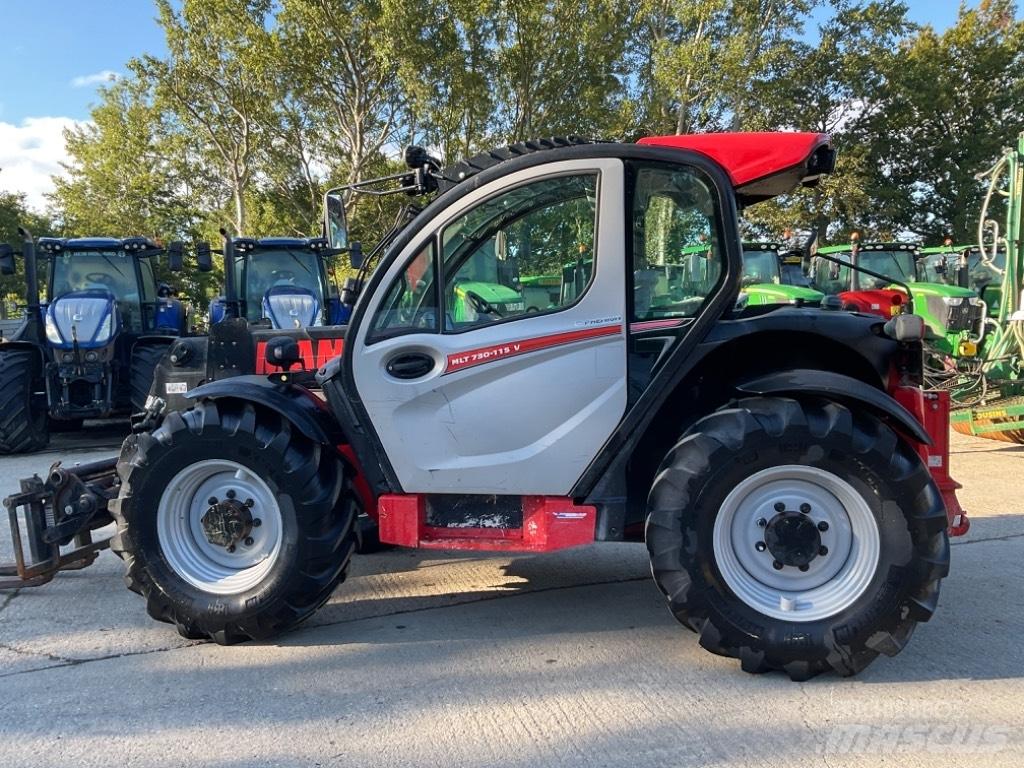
[385,352,434,379]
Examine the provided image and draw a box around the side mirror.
[324,191,348,250]
[349,241,363,270]
[196,242,213,272]
[829,260,841,280]
[264,336,302,372]
[167,241,184,272]
[0,244,14,276]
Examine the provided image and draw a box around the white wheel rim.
[156,459,284,595]
[712,464,880,622]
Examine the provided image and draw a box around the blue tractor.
[204,235,348,329]
[0,229,186,453]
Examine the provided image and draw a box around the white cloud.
[70,70,120,88]
[0,117,86,210]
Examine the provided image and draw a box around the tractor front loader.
[4,133,967,680]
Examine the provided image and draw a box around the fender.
[185,375,344,447]
[736,368,932,445]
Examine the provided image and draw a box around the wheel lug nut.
[799,564,810,572]
[799,503,811,514]
[245,498,255,508]
[252,518,262,527]
[755,541,767,552]
[772,560,784,570]
[226,489,236,499]
[207,496,218,505]
[817,521,829,532]
[773,502,785,512]
[819,546,828,556]
[227,545,236,553]
[756,517,767,527]
[244,536,254,546]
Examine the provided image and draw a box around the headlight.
[968,297,984,307]
[45,313,63,344]
[61,352,74,362]
[942,296,964,307]
[85,351,99,362]
[94,311,114,342]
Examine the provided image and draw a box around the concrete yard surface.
[0,430,1021,767]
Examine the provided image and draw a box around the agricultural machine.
[811,239,985,358]
[920,241,1005,318]
[0,232,185,453]
[946,133,1024,441]
[3,133,966,680]
[741,241,823,306]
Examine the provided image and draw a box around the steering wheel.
[271,269,296,283]
[468,292,502,318]
[84,272,116,289]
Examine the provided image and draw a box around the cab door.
[350,159,626,495]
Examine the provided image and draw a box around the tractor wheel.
[0,348,49,454]
[109,398,357,644]
[646,396,949,680]
[129,343,169,412]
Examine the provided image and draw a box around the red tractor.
[4,133,965,680]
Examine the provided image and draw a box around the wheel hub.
[200,498,253,549]
[764,510,821,568]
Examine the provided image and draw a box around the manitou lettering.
[255,337,345,373]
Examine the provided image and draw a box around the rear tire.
[129,343,169,411]
[0,348,49,454]
[646,396,949,680]
[110,398,357,644]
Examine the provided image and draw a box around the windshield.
[240,249,327,323]
[741,249,781,286]
[857,250,917,288]
[780,261,812,288]
[50,249,144,332]
[918,254,951,284]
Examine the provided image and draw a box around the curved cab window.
[440,174,599,332]
[631,166,723,321]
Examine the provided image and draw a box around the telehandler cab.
[3,133,965,679]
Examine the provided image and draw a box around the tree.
[745,0,913,242]
[862,0,1024,242]
[138,0,275,234]
[51,76,200,240]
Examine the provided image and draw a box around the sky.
[0,0,997,211]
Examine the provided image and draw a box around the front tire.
[110,398,357,644]
[0,348,49,454]
[646,396,949,680]
[130,342,170,411]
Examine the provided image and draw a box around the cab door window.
[631,165,723,320]
[367,242,439,341]
[441,174,598,331]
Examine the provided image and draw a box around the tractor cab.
[208,237,344,329]
[922,243,1006,318]
[812,240,984,357]
[741,241,823,306]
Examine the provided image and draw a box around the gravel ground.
[0,429,1021,767]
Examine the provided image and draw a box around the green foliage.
[0,189,53,318]
[34,0,1024,304]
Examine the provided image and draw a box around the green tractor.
[741,241,823,306]
[812,240,984,358]
[920,241,1006,319]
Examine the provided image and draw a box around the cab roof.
[817,242,920,255]
[638,132,835,202]
[232,236,330,252]
[38,236,160,252]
